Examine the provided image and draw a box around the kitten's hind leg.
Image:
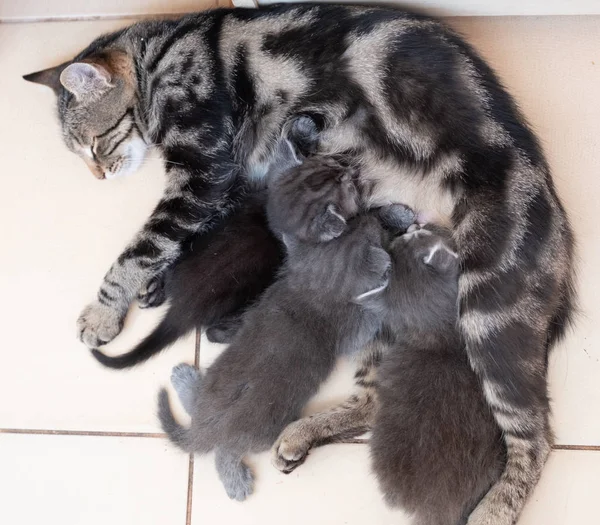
[170,363,202,416]
[205,314,243,344]
[215,448,254,501]
[137,272,167,309]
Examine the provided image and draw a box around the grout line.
[195,329,201,368]
[186,454,195,525]
[553,444,600,451]
[184,329,202,525]
[0,428,166,438]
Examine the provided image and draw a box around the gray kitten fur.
[274,225,506,525]
[158,160,414,500]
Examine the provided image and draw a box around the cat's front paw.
[271,421,314,473]
[137,274,166,309]
[77,301,124,348]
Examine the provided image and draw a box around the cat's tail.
[158,389,192,452]
[91,313,184,369]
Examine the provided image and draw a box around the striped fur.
[25,5,575,523]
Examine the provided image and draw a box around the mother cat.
[24,4,574,524]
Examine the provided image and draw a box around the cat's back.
[371,338,505,525]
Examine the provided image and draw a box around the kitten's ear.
[281,234,298,254]
[23,61,70,96]
[316,204,347,242]
[59,62,112,101]
[423,243,459,272]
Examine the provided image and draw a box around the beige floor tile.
[519,450,600,524]
[0,433,189,525]
[0,20,195,432]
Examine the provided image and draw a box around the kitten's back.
[370,227,505,525]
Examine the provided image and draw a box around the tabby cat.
[25,5,575,523]
[158,158,413,500]
[274,224,507,525]
[91,116,316,368]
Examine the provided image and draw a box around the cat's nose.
[83,158,106,179]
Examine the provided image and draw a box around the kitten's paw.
[223,461,254,502]
[377,204,415,233]
[271,422,314,474]
[137,275,166,309]
[288,115,320,156]
[171,363,202,397]
[77,301,124,348]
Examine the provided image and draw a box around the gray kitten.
[273,225,505,524]
[158,161,414,500]
[371,225,505,525]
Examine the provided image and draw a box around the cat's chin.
[106,138,148,180]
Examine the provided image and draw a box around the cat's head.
[384,224,460,332]
[267,156,361,243]
[24,51,146,180]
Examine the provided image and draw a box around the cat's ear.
[59,62,112,101]
[422,243,458,272]
[23,61,70,96]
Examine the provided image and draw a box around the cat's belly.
[361,155,459,227]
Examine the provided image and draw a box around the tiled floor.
[0,13,599,525]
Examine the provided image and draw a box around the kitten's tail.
[158,389,192,451]
[91,315,183,369]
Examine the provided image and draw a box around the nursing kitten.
[25,5,575,521]
[158,160,414,500]
[91,190,283,368]
[274,225,506,525]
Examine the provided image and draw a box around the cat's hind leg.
[215,448,254,501]
[170,363,202,416]
[272,355,378,475]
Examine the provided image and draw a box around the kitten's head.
[384,224,460,333]
[24,50,147,180]
[267,156,362,243]
[283,213,392,305]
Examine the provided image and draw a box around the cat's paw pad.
[223,462,254,502]
[171,364,201,396]
[137,275,166,309]
[271,425,313,474]
[77,301,124,348]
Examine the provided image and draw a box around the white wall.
[2,0,600,21]
[252,1,600,17]
[0,0,229,22]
